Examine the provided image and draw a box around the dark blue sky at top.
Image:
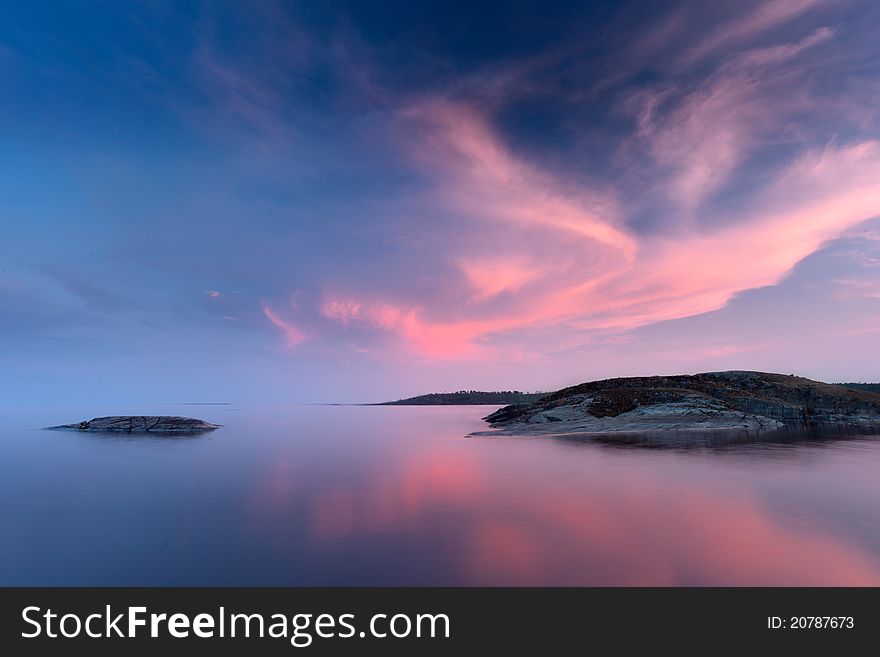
[2,1,879,406]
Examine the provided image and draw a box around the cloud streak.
[262,303,306,347]
[309,107,880,357]
[4,0,880,401]
[679,0,827,66]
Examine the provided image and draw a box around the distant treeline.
[836,383,880,394]
[380,390,546,405]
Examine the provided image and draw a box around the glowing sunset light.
[3,0,879,403]
[6,2,880,600]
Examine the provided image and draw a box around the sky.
[2,0,880,405]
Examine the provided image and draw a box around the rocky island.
[481,371,880,440]
[46,416,220,434]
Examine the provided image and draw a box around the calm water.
[2,404,880,586]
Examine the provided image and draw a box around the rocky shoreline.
[480,371,880,439]
[46,416,220,434]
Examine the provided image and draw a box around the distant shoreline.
[377,391,546,406]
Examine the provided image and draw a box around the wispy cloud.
[262,302,306,347]
[679,0,827,66]
[627,26,834,216]
[315,121,880,357]
[6,0,880,400]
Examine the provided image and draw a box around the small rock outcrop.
[482,371,880,437]
[46,416,220,434]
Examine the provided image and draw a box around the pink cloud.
[629,26,832,215]
[321,298,410,330]
[733,25,834,68]
[404,100,636,257]
[321,295,488,358]
[258,19,878,365]
[459,258,545,301]
[262,302,306,346]
[679,0,826,66]
[643,140,880,303]
[588,141,880,328]
[311,95,880,358]
[838,322,880,337]
[834,278,880,299]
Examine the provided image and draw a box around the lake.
[2,404,880,585]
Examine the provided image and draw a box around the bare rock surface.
[46,416,220,434]
[480,371,880,438]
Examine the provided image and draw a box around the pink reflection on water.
[309,454,485,540]
[241,409,880,585]
[311,489,357,540]
[243,452,301,546]
[464,480,880,585]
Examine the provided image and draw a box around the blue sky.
[2,0,880,405]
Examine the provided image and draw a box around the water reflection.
[1,405,879,585]
[544,424,880,450]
